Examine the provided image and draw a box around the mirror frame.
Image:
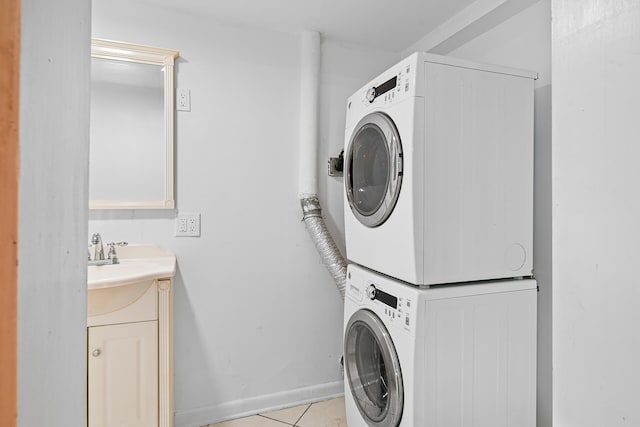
[90,38,179,210]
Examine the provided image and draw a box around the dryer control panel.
[344,53,419,130]
[359,60,415,107]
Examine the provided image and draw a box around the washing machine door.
[345,112,403,228]
[345,309,403,427]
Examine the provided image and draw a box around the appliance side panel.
[506,289,538,426]
[424,288,537,427]
[424,62,534,284]
[424,301,466,426]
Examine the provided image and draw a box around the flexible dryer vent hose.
[300,196,347,301]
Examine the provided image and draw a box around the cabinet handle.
[92,349,101,357]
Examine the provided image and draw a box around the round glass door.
[345,309,403,427]
[345,112,403,228]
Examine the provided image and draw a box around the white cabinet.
[87,278,173,427]
[88,321,158,427]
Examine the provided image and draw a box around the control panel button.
[366,284,377,300]
[366,87,376,103]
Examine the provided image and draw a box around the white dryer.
[344,264,537,427]
[344,53,537,285]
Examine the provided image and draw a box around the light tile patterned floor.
[206,397,346,427]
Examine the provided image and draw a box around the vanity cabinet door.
[88,321,158,427]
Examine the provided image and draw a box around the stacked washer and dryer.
[342,53,538,427]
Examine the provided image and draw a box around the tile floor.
[206,396,346,427]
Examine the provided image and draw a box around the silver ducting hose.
[300,196,347,301]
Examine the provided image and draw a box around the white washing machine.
[344,53,537,285]
[344,264,537,427]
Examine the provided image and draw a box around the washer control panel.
[372,284,414,335]
[347,273,416,335]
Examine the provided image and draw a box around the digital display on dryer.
[375,288,398,309]
[375,76,397,98]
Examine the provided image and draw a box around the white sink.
[87,244,176,289]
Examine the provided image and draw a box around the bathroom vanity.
[87,245,176,427]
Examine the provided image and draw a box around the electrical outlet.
[175,213,200,237]
[177,88,191,111]
[176,216,188,234]
[187,215,199,234]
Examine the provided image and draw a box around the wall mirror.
[90,38,179,209]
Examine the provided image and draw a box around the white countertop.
[88,244,176,289]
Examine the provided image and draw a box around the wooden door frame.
[0,0,20,425]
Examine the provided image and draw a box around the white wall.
[91,1,398,425]
[448,0,550,87]
[552,0,640,425]
[402,0,542,57]
[18,0,91,425]
[409,1,552,425]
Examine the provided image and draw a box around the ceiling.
[131,0,480,51]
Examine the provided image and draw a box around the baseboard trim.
[175,380,344,427]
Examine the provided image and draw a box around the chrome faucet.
[91,233,104,261]
[107,242,123,264]
[88,233,128,266]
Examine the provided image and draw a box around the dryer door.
[345,112,403,228]
[345,309,403,427]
